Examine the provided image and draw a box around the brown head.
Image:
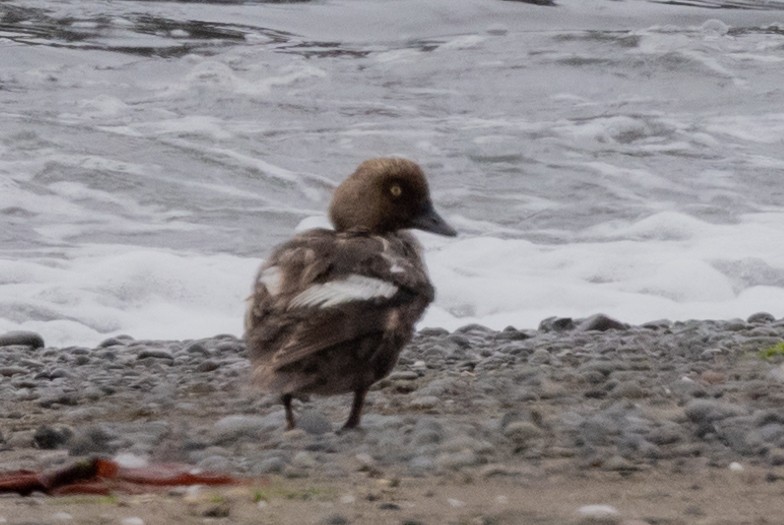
[328,157,457,237]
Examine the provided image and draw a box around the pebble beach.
[3,313,784,524]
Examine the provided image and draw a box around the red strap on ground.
[0,457,251,496]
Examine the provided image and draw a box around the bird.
[244,157,456,431]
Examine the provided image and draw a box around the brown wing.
[244,229,434,372]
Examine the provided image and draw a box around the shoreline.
[2,313,784,523]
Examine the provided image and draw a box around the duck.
[244,157,456,430]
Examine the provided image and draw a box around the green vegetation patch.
[759,341,784,360]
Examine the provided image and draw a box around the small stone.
[447,498,466,508]
[389,371,418,381]
[684,400,745,423]
[212,414,279,443]
[699,370,726,385]
[252,457,287,474]
[292,451,318,468]
[298,410,333,435]
[34,425,73,449]
[98,336,132,348]
[602,455,639,473]
[68,425,118,455]
[576,504,621,525]
[577,314,627,332]
[748,312,775,324]
[355,453,376,470]
[728,461,744,472]
[611,381,645,399]
[320,514,350,525]
[410,396,439,409]
[137,349,174,360]
[196,360,220,372]
[435,449,480,470]
[529,348,551,365]
[185,341,210,355]
[0,331,45,349]
[502,421,543,445]
[0,367,26,376]
[197,455,232,472]
[538,316,574,332]
[480,464,517,478]
[203,503,230,518]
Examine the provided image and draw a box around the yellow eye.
[390,184,402,197]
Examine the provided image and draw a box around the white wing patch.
[258,266,283,296]
[289,274,398,310]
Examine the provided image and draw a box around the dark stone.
[320,515,350,525]
[98,335,133,348]
[34,425,73,449]
[185,342,210,355]
[538,316,574,332]
[495,327,532,341]
[502,0,556,5]
[0,331,44,349]
[68,425,117,455]
[748,312,775,324]
[298,410,333,435]
[577,314,627,332]
[685,400,745,424]
[203,503,230,518]
[196,360,220,372]
[454,323,493,334]
[137,349,174,360]
[418,327,449,337]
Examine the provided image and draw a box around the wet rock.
[435,448,481,470]
[576,504,621,525]
[212,414,280,443]
[297,410,333,435]
[748,312,775,324]
[68,425,118,455]
[0,331,44,349]
[34,424,73,449]
[137,349,174,360]
[684,400,745,423]
[98,335,133,348]
[538,316,575,332]
[577,314,627,332]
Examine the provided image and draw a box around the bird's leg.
[282,393,295,430]
[342,387,368,430]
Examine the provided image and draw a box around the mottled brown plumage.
[244,158,456,430]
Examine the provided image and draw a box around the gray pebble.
[684,399,745,423]
[538,316,575,332]
[297,410,333,435]
[251,456,287,474]
[137,349,174,360]
[577,314,627,332]
[212,414,280,444]
[33,424,73,449]
[748,312,775,324]
[0,330,45,349]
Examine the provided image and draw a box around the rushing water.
[2,0,784,346]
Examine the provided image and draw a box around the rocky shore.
[3,313,784,524]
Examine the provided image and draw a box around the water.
[2,0,784,347]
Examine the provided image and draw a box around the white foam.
[422,211,784,331]
[0,246,257,347]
